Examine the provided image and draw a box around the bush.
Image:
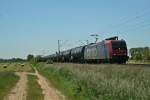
[46,60,53,64]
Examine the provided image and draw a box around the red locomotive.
[84,36,128,63]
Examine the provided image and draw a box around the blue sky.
[0,0,150,58]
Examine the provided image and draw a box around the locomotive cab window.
[112,41,127,50]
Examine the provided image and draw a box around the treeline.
[130,47,150,61]
[0,58,26,63]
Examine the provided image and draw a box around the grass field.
[26,75,44,100]
[0,72,19,99]
[37,63,150,100]
[0,62,34,72]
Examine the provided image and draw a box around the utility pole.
[58,40,60,54]
[78,40,85,46]
[90,33,99,43]
[86,40,89,45]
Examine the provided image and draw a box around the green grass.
[0,63,34,72]
[26,75,44,100]
[127,60,150,64]
[37,63,150,100]
[0,72,19,99]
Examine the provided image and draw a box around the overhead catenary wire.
[103,7,150,37]
[107,6,150,29]
[119,23,150,34]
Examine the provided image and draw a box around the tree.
[35,55,42,62]
[129,47,150,61]
[27,54,34,61]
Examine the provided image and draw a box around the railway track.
[124,63,150,67]
[51,62,150,67]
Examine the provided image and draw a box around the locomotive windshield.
[112,41,127,50]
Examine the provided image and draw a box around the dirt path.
[35,68,66,100]
[4,69,66,100]
[4,72,27,100]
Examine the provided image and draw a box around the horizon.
[0,0,150,59]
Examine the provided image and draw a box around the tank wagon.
[44,36,128,64]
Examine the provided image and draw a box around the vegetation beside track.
[37,63,150,100]
[26,75,44,100]
[0,72,19,99]
[127,60,150,64]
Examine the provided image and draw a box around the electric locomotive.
[84,36,128,63]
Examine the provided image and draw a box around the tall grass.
[37,63,150,100]
[0,72,19,99]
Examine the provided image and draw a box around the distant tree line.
[0,58,26,63]
[27,54,52,65]
[130,47,150,61]
[27,54,42,62]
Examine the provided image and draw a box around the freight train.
[42,36,128,64]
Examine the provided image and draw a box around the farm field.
[37,63,150,100]
[0,63,34,72]
[1,62,150,100]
